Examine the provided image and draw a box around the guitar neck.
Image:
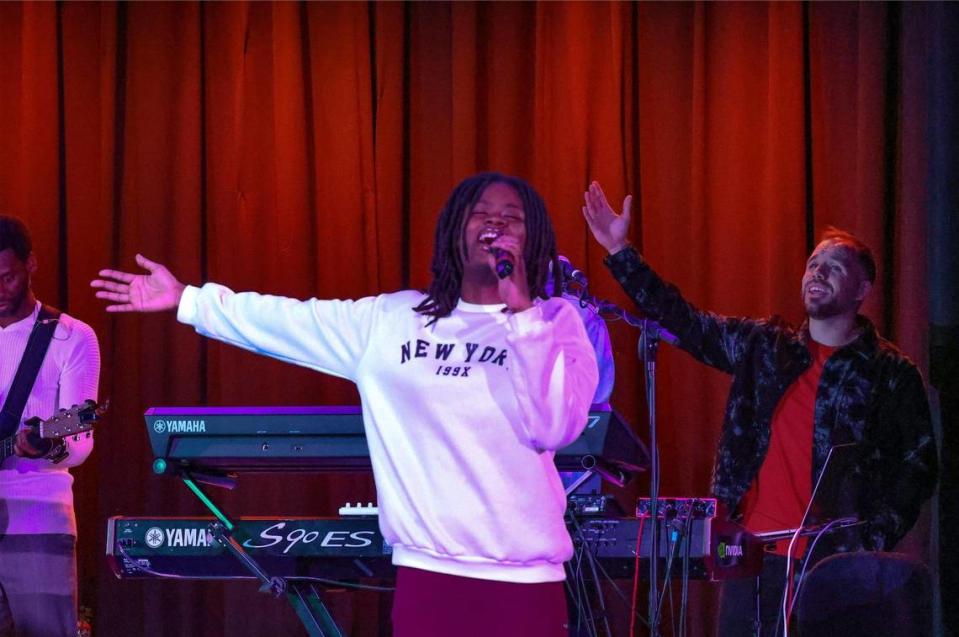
[0,401,103,465]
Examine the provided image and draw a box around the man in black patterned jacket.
[582,182,938,636]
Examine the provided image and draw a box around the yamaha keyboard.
[107,515,714,581]
[108,517,395,580]
[136,407,651,637]
[145,406,649,475]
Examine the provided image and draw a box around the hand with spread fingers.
[582,180,633,256]
[90,254,186,313]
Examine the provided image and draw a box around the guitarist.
[0,216,100,637]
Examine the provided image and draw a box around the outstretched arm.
[90,254,186,312]
[93,254,375,381]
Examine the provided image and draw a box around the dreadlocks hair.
[0,215,33,262]
[413,172,563,325]
[819,226,877,284]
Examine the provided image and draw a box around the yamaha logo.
[143,527,214,548]
[152,419,207,434]
[145,527,165,548]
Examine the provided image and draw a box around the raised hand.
[582,181,633,255]
[90,254,186,313]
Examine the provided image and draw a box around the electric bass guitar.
[0,400,106,463]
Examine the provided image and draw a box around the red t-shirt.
[740,340,837,557]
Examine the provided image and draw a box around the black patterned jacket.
[606,246,938,553]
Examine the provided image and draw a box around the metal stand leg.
[287,584,344,637]
[179,471,346,637]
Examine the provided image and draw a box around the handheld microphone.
[490,248,513,279]
[480,229,514,279]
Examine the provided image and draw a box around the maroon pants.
[391,567,568,637]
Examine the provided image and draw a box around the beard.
[806,297,843,320]
[804,290,862,320]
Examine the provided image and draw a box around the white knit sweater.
[0,301,100,535]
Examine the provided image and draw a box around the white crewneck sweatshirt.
[178,284,598,582]
[0,301,100,535]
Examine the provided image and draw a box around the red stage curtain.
[0,2,935,635]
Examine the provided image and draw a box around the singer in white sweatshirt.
[92,172,598,637]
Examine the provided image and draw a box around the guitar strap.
[0,304,62,439]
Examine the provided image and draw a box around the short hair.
[820,226,876,284]
[0,215,33,262]
[413,172,561,325]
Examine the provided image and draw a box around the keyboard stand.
[178,470,346,637]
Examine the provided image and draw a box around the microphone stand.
[640,320,662,637]
[565,282,677,637]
